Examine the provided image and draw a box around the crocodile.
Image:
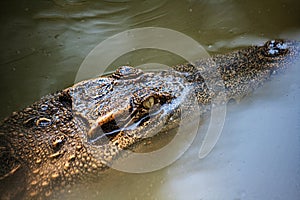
[0,39,299,200]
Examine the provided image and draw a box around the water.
[0,0,300,199]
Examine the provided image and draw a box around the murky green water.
[1,0,300,199]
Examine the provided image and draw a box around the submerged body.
[0,40,299,200]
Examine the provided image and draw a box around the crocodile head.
[68,66,198,150]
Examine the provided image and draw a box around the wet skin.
[0,39,299,199]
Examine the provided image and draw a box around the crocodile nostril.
[262,39,289,57]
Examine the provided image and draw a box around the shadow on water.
[0,0,300,199]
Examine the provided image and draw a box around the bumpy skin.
[0,40,299,200]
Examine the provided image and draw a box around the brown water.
[0,0,300,199]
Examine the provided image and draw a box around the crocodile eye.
[142,96,155,109]
[262,39,288,57]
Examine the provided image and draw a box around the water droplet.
[40,104,48,111]
[36,117,52,127]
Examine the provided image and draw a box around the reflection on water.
[0,0,300,199]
